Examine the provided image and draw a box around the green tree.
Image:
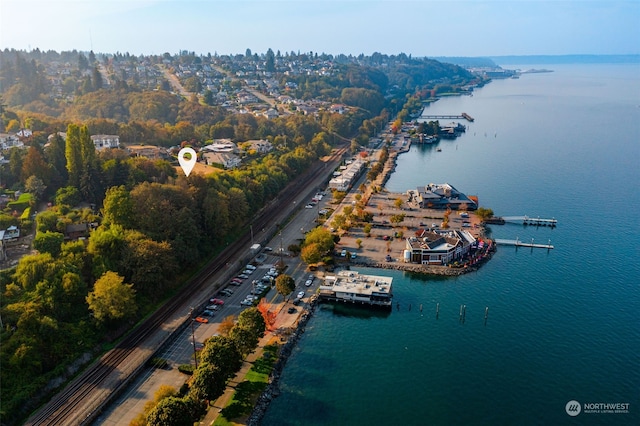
[24,175,46,200]
[275,274,295,299]
[300,243,323,265]
[475,207,494,221]
[45,132,68,185]
[55,186,81,207]
[394,198,403,209]
[303,226,335,254]
[33,231,64,257]
[229,307,265,356]
[65,124,82,187]
[36,210,60,233]
[120,230,176,299]
[199,335,242,380]
[102,185,134,228]
[188,363,226,402]
[146,396,192,426]
[265,48,275,72]
[86,271,137,323]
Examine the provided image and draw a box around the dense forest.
[0,48,477,423]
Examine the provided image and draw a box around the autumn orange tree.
[257,300,277,331]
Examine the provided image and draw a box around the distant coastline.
[489,54,640,65]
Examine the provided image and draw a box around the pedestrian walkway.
[200,300,301,425]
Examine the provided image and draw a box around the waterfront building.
[328,159,365,192]
[319,270,393,308]
[405,229,476,265]
[410,183,477,210]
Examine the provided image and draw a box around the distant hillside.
[430,57,498,68]
[489,54,640,65]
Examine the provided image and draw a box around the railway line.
[24,145,347,426]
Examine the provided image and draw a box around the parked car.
[231,277,243,283]
[205,304,219,311]
[210,298,225,305]
[297,291,305,299]
[240,299,253,306]
[245,264,257,270]
[202,310,215,317]
[305,279,312,287]
[287,307,297,314]
[305,204,313,209]
[238,274,249,279]
[264,246,273,252]
[341,249,347,257]
[351,252,357,259]
[319,209,328,215]
[194,317,208,323]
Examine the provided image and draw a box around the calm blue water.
[262,64,640,425]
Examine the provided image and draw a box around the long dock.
[421,112,475,122]
[501,216,557,227]
[495,238,554,249]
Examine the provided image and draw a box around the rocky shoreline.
[246,297,319,425]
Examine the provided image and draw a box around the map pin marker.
[178,147,197,177]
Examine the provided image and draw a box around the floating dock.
[421,112,475,122]
[495,238,554,249]
[501,216,557,227]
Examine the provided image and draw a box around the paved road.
[94,156,341,425]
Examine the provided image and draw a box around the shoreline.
[246,121,497,423]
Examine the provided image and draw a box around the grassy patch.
[213,345,279,425]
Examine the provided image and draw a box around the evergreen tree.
[265,48,275,72]
[92,66,103,91]
[65,125,82,187]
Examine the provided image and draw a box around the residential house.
[126,145,165,159]
[202,151,241,169]
[245,139,273,154]
[91,134,120,150]
[0,134,25,150]
[64,223,89,240]
[262,108,279,119]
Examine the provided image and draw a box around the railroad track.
[24,145,347,426]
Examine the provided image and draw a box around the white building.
[319,270,393,309]
[0,134,25,150]
[91,135,120,150]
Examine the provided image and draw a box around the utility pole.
[189,308,198,369]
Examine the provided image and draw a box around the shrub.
[178,364,195,375]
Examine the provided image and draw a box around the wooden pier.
[420,112,475,122]
[501,216,557,227]
[495,238,554,249]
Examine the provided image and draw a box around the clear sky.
[1,0,638,57]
